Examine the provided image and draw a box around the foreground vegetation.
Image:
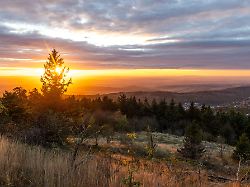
[0,135,205,186]
[1,134,249,187]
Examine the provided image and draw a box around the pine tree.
[177,102,185,119]
[41,49,72,98]
[118,94,127,115]
[178,122,205,159]
[233,133,250,161]
[187,102,200,121]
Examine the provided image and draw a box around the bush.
[178,122,205,159]
[30,111,72,147]
[233,133,250,161]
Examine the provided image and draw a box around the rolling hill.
[74,86,250,105]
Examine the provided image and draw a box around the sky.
[0,0,250,94]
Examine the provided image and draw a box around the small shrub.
[233,133,250,161]
[178,122,205,159]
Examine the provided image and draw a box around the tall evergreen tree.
[176,102,186,119]
[118,94,127,115]
[41,49,72,99]
[178,122,205,159]
[187,102,200,121]
[201,105,217,135]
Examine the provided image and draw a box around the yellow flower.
[127,133,137,140]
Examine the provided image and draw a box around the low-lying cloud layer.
[0,0,250,69]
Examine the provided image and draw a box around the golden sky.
[1,1,250,94]
[1,67,250,95]
[2,67,250,77]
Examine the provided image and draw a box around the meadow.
[0,133,248,187]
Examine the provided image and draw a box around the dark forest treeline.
[82,94,250,145]
[0,86,250,147]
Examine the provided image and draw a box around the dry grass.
[0,136,248,187]
[0,137,111,187]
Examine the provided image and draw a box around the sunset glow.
[0,0,250,94]
[2,67,250,78]
[1,67,250,95]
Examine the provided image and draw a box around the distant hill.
[73,86,250,105]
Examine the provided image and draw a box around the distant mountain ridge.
[73,86,250,105]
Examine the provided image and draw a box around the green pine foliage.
[178,122,205,159]
[233,133,250,161]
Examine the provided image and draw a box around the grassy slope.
[0,134,248,187]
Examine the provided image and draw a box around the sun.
[55,66,63,74]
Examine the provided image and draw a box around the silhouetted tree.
[101,96,117,111]
[176,102,186,119]
[154,99,168,132]
[22,49,73,145]
[28,88,43,115]
[167,99,176,120]
[151,99,158,114]
[228,110,248,138]
[187,102,200,121]
[1,87,30,124]
[118,94,128,115]
[200,105,218,135]
[0,87,31,137]
[41,49,72,100]
[142,98,151,116]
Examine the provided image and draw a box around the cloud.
[0,0,250,69]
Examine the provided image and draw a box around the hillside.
[0,134,246,186]
[74,86,250,105]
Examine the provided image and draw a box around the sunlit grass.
[0,136,208,187]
